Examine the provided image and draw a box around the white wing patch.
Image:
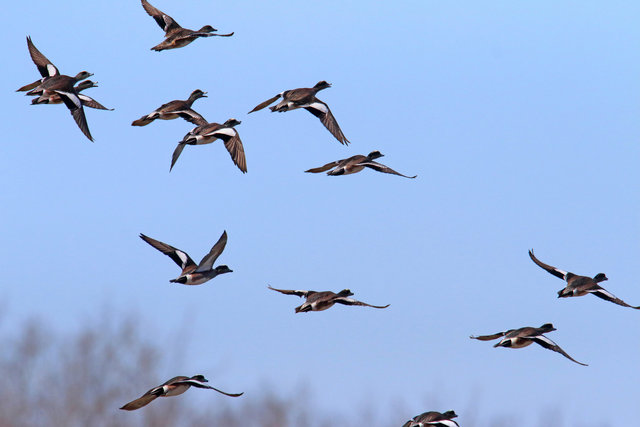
[308,102,328,113]
[176,251,189,267]
[589,288,617,299]
[211,128,236,138]
[428,421,459,427]
[46,64,57,76]
[56,90,82,108]
[530,334,556,346]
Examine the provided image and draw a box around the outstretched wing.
[304,100,349,145]
[119,392,158,411]
[176,109,207,126]
[56,90,93,142]
[26,36,58,78]
[248,94,282,113]
[267,285,309,298]
[528,249,568,280]
[531,335,588,366]
[305,161,340,174]
[170,143,186,171]
[78,94,113,111]
[141,0,180,32]
[587,286,640,309]
[210,128,246,173]
[360,161,417,178]
[139,233,196,270]
[174,378,244,397]
[196,231,228,272]
[333,297,390,309]
[469,331,506,341]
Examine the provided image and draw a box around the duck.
[305,150,416,178]
[16,36,60,92]
[139,231,232,285]
[141,0,233,51]
[131,89,206,126]
[19,37,95,141]
[529,249,640,309]
[120,374,243,411]
[402,410,459,427]
[470,323,587,366]
[248,81,349,145]
[171,118,246,173]
[31,80,112,110]
[267,285,389,313]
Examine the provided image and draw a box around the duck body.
[470,323,587,366]
[402,410,459,427]
[120,374,243,411]
[139,231,232,286]
[141,0,233,52]
[132,89,206,126]
[268,286,389,313]
[248,81,349,145]
[171,118,246,173]
[529,249,640,309]
[306,150,417,178]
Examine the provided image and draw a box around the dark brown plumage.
[141,0,233,51]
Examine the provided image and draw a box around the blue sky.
[3,1,639,425]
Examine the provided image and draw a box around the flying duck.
[19,37,95,141]
[402,410,460,427]
[529,249,640,309]
[470,323,587,366]
[248,81,349,145]
[305,150,416,178]
[267,285,389,313]
[120,374,243,411]
[141,0,233,51]
[31,80,112,110]
[171,118,246,173]
[139,231,232,285]
[131,89,206,126]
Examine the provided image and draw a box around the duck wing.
[528,249,568,280]
[304,100,349,145]
[170,143,186,171]
[267,285,309,298]
[333,297,390,309]
[174,378,243,397]
[26,36,58,78]
[587,286,640,309]
[176,109,207,126]
[210,127,247,173]
[305,160,340,174]
[469,331,506,341]
[530,335,588,366]
[141,0,181,33]
[55,89,93,141]
[360,161,417,178]
[248,94,282,113]
[78,94,113,111]
[119,392,158,411]
[139,233,196,270]
[195,231,228,272]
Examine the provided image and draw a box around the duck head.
[190,89,207,100]
[313,81,331,91]
[593,273,608,282]
[74,71,93,81]
[215,265,233,274]
[223,118,241,127]
[367,150,384,160]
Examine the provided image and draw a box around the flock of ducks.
[16,1,638,425]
